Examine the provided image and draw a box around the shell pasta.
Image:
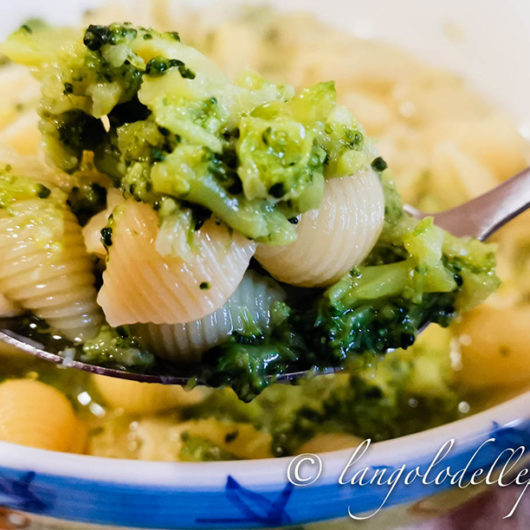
[98,201,256,326]
[136,270,285,363]
[255,170,385,287]
[0,0,517,415]
[0,0,526,464]
[0,379,79,452]
[92,375,208,414]
[0,199,102,342]
[0,144,74,192]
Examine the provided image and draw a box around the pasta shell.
[0,144,74,191]
[136,270,286,363]
[0,200,103,341]
[295,433,363,454]
[0,379,78,452]
[456,305,530,390]
[0,110,41,156]
[255,170,385,287]
[0,64,40,130]
[92,374,208,414]
[98,201,256,326]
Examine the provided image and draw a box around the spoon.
[1,166,529,385]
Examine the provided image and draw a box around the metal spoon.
[1,166,529,384]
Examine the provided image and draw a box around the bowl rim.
[1,388,528,486]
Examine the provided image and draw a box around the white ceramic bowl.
[0,1,529,528]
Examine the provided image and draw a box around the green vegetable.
[0,23,500,402]
[0,167,63,209]
[100,226,113,249]
[81,325,155,370]
[179,432,238,461]
[2,23,373,245]
[198,198,498,400]
[67,181,107,225]
[188,325,461,457]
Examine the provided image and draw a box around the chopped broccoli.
[0,23,500,402]
[81,325,155,370]
[195,192,498,401]
[67,181,107,225]
[179,432,238,461]
[187,326,462,457]
[0,167,65,209]
[2,23,373,245]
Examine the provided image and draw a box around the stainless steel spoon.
[1,166,529,385]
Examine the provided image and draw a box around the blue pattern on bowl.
[0,419,528,528]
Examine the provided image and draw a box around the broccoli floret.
[179,432,238,462]
[1,23,500,402]
[187,326,461,457]
[197,201,498,401]
[200,302,302,401]
[203,339,301,402]
[0,170,56,208]
[67,181,107,225]
[2,23,373,245]
[305,206,499,362]
[40,110,107,172]
[81,325,155,370]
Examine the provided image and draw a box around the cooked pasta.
[88,415,273,461]
[0,64,42,156]
[98,201,256,326]
[0,200,103,341]
[92,374,208,414]
[0,110,41,156]
[0,0,527,463]
[456,305,530,390]
[0,379,78,451]
[295,433,363,454]
[0,144,74,192]
[0,64,39,129]
[136,270,285,363]
[255,171,385,287]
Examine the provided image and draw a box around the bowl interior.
[0,0,528,467]
[2,0,529,137]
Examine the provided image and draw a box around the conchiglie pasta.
[427,114,530,182]
[295,433,363,454]
[0,110,41,156]
[0,64,40,131]
[255,171,385,287]
[0,379,78,451]
[0,200,103,341]
[136,270,285,363]
[98,201,256,326]
[0,144,74,191]
[92,374,208,414]
[456,305,530,390]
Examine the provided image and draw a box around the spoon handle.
[428,167,530,240]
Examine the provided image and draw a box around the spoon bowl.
[2,166,529,384]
